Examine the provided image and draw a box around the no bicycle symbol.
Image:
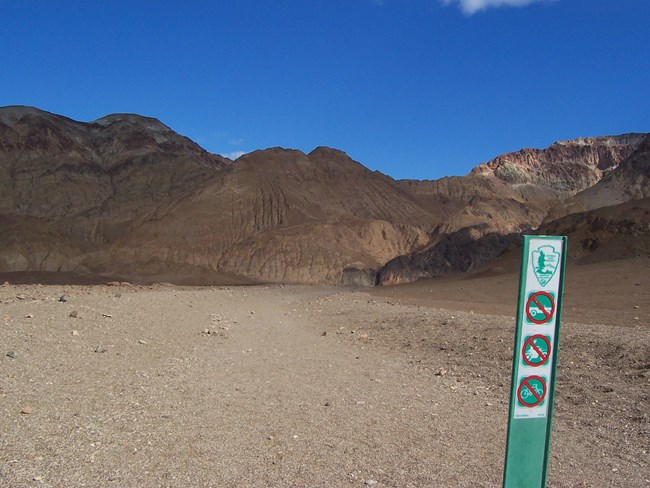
[522,334,551,367]
[525,291,556,324]
[517,375,547,408]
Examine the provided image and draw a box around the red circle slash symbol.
[522,335,551,367]
[525,291,555,324]
[517,375,547,408]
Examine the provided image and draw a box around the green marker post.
[503,235,567,487]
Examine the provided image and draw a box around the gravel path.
[1,282,648,487]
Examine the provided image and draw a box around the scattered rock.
[324,401,332,407]
[138,339,148,345]
[69,310,78,318]
[321,331,327,336]
[25,314,34,319]
[20,406,33,415]
[101,313,113,318]
[59,295,68,303]
[364,480,379,486]
[72,330,79,336]
[6,351,17,359]
[435,368,447,376]
[95,346,107,353]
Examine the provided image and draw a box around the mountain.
[0,105,646,285]
[397,134,644,234]
[0,107,434,284]
[96,146,435,284]
[545,134,650,221]
[377,135,648,284]
[541,197,650,264]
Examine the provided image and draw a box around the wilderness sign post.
[503,235,567,487]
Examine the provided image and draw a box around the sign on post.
[503,235,567,487]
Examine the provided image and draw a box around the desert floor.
[1,258,648,487]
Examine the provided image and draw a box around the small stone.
[72,330,79,336]
[324,401,331,407]
[21,406,33,415]
[435,368,447,376]
[6,351,17,359]
[95,346,107,353]
[365,480,378,486]
[101,313,113,318]
[138,339,148,345]
[633,305,640,309]
[25,314,34,319]
[321,331,327,336]
[115,293,122,298]
[59,295,68,303]
[69,310,78,318]
[33,475,43,481]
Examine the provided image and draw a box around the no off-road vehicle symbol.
[517,375,547,408]
[522,335,551,367]
[525,291,556,324]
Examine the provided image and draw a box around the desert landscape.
[1,106,649,486]
[0,258,648,487]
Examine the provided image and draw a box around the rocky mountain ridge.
[0,105,647,285]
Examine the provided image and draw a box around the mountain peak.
[92,113,172,133]
[308,146,349,159]
[0,105,67,126]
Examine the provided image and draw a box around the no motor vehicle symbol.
[525,291,555,324]
[522,335,551,367]
[517,375,547,408]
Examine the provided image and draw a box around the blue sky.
[1,0,648,179]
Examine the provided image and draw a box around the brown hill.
[0,107,436,284]
[1,105,646,285]
[546,134,650,220]
[378,135,647,284]
[398,134,645,236]
[0,106,228,253]
[97,146,435,284]
[470,134,644,194]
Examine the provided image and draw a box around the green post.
[503,235,567,487]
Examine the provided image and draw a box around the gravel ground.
[0,273,648,487]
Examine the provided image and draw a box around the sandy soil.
[1,260,648,487]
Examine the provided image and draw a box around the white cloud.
[220,151,246,160]
[440,0,549,15]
